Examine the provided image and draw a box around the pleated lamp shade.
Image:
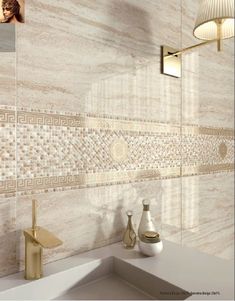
[193,0,234,40]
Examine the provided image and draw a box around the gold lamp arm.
[161,35,234,78]
[164,38,218,59]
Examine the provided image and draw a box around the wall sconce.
[162,0,234,78]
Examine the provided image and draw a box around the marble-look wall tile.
[0,197,18,277]
[181,0,199,48]
[159,178,181,242]
[15,183,145,270]
[84,59,181,123]
[182,0,234,129]
[15,178,179,271]
[0,0,233,279]
[181,0,234,260]
[0,53,16,106]
[197,40,234,129]
[182,172,234,260]
[16,0,181,123]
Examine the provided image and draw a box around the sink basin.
[0,256,190,300]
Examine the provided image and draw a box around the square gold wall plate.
[161,46,181,78]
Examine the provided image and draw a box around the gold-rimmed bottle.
[123,211,136,249]
[138,199,156,241]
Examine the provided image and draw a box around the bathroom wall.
[0,0,234,277]
[181,0,234,259]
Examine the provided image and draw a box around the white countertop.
[0,240,234,300]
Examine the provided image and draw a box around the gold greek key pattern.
[0,108,233,135]
[17,111,85,128]
[1,164,233,196]
[0,109,16,124]
[0,168,177,195]
[0,180,16,194]
[16,110,181,134]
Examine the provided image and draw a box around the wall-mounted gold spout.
[23,199,63,280]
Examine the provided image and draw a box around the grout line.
[180,0,183,247]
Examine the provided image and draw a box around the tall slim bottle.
[123,211,136,249]
[138,199,156,241]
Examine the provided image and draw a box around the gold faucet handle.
[24,226,63,249]
[32,199,37,237]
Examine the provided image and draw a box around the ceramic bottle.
[123,211,136,249]
[138,199,156,241]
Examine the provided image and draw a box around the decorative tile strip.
[14,167,179,193]
[17,110,180,134]
[17,111,85,128]
[0,180,16,194]
[0,109,16,124]
[182,163,234,176]
[182,125,234,137]
[0,107,234,195]
[1,107,233,135]
[198,163,234,174]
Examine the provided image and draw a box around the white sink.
[0,256,190,300]
[1,241,233,300]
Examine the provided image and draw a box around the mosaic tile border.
[0,107,234,196]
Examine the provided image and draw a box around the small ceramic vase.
[123,211,136,249]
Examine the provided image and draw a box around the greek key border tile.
[16,110,180,134]
[1,107,234,135]
[0,180,16,194]
[0,109,16,124]
[0,164,233,196]
[0,167,178,195]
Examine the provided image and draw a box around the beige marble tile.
[15,178,179,270]
[0,197,18,277]
[16,0,181,123]
[0,232,18,277]
[161,225,182,245]
[84,58,181,123]
[197,40,234,129]
[182,0,234,128]
[0,0,233,278]
[0,197,16,236]
[0,53,16,106]
[159,178,182,244]
[182,221,234,260]
[182,0,199,48]
[182,172,234,260]
[16,184,139,270]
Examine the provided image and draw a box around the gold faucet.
[23,199,63,280]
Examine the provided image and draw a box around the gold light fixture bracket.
[161,0,234,78]
[161,39,221,78]
[161,46,181,78]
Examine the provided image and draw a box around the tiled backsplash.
[0,106,233,196]
[0,0,234,277]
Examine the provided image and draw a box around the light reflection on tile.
[182,173,234,260]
